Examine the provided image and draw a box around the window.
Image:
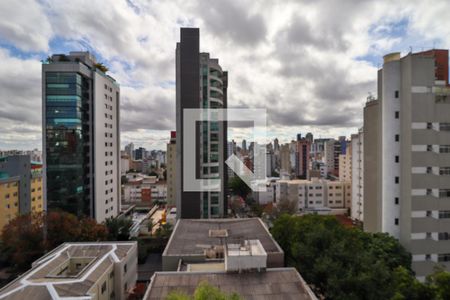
[427,122,433,129]
[439,232,450,240]
[427,145,433,152]
[438,254,450,262]
[101,282,107,294]
[440,167,450,175]
[440,123,450,131]
[426,211,432,217]
[124,264,127,274]
[395,90,399,98]
[426,254,431,261]
[426,167,432,174]
[395,134,400,142]
[395,111,399,119]
[440,145,450,153]
[395,156,399,163]
[439,189,450,198]
[426,232,432,239]
[395,197,399,204]
[395,176,399,184]
[395,218,399,225]
[439,211,450,219]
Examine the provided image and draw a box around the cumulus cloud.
[0,0,449,149]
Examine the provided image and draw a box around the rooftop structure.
[144,268,317,300]
[0,242,137,300]
[162,218,284,271]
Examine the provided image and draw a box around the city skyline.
[2,0,450,150]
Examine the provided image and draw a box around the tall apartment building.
[176,28,228,219]
[0,155,44,231]
[280,144,291,175]
[351,128,364,221]
[338,142,352,182]
[365,50,450,279]
[295,138,311,179]
[323,139,335,176]
[166,131,176,206]
[42,52,120,222]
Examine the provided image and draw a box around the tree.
[228,176,251,199]
[1,211,108,271]
[427,267,450,300]
[167,281,242,300]
[105,217,133,241]
[271,214,413,299]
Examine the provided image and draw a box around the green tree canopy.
[166,281,242,300]
[228,176,251,199]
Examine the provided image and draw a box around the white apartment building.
[351,129,364,221]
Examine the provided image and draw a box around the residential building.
[338,142,352,182]
[176,28,228,219]
[242,139,247,152]
[280,143,291,175]
[365,50,450,279]
[42,52,120,222]
[125,142,134,160]
[166,131,176,206]
[351,129,364,221]
[0,155,43,231]
[121,152,130,175]
[146,218,316,300]
[295,138,311,179]
[0,242,137,300]
[323,139,335,176]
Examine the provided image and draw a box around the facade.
[0,155,43,231]
[0,242,137,300]
[365,49,450,279]
[275,178,351,212]
[166,131,177,206]
[323,139,335,177]
[42,52,120,223]
[338,147,352,183]
[351,128,364,221]
[176,28,228,219]
[280,143,291,175]
[295,139,311,179]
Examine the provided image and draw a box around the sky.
[0,0,448,150]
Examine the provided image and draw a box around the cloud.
[0,0,449,150]
[0,0,52,52]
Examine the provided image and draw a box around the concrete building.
[176,28,228,219]
[323,139,335,177]
[0,155,44,231]
[166,131,177,206]
[365,49,450,279]
[280,143,291,175]
[42,52,120,222]
[125,143,134,160]
[0,242,137,300]
[146,218,316,300]
[275,178,351,213]
[338,144,352,183]
[120,152,130,175]
[295,139,311,179]
[351,128,364,221]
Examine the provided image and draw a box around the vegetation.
[228,176,251,198]
[105,217,133,241]
[1,211,107,271]
[271,214,450,300]
[94,62,109,73]
[166,281,242,300]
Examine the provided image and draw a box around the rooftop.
[144,268,317,300]
[0,242,136,300]
[163,218,283,257]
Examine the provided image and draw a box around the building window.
[395,111,399,119]
[395,218,399,225]
[440,145,450,153]
[439,167,450,175]
[439,211,450,219]
[440,123,450,131]
[395,90,399,98]
[124,264,127,274]
[439,232,450,240]
[395,155,399,163]
[101,282,106,294]
[395,176,399,184]
[439,189,450,198]
[395,197,399,204]
[426,254,431,261]
[395,134,400,142]
[438,254,450,262]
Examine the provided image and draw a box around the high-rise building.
[0,155,44,230]
[305,132,313,144]
[338,142,352,182]
[365,50,450,279]
[351,128,364,221]
[280,144,291,175]
[166,131,177,206]
[176,28,228,219]
[42,52,120,222]
[125,142,134,160]
[242,139,247,152]
[295,138,311,179]
[135,147,145,160]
